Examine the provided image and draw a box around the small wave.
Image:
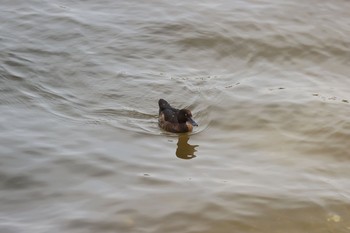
[175,27,350,65]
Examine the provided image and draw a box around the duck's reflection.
[176,134,199,159]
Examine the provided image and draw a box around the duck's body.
[158,99,198,133]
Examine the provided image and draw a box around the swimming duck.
[158,99,198,133]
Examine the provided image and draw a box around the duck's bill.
[188,118,198,127]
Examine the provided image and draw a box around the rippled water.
[1,1,350,232]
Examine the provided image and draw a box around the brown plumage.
[158,99,198,133]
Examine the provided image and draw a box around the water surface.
[1,1,350,232]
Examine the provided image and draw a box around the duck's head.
[178,109,198,127]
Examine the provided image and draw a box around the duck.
[158,99,198,133]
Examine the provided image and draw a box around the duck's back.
[158,99,171,111]
[158,99,179,123]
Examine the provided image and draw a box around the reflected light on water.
[176,134,198,159]
[1,0,350,232]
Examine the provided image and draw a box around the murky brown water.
[1,1,350,232]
